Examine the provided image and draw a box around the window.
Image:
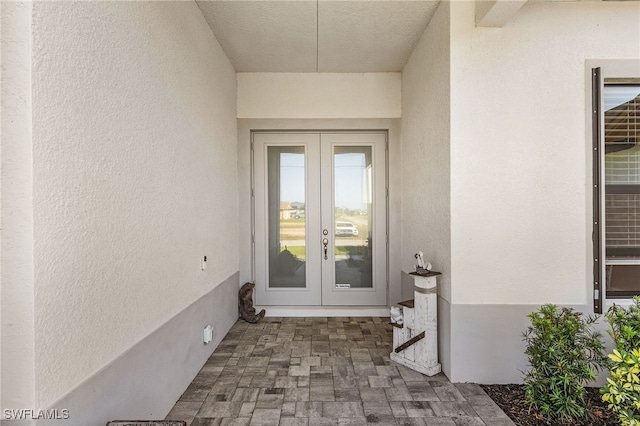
[593,69,640,308]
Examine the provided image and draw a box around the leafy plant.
[601,349,640,425]
[606,297,640,353]
[601,297,640,425]
[523,304,608,421]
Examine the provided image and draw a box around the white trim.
[604,298,637,311]
[606,259,640,266]
[252,131,388,307]
[320,132,388,306]
[257,306,390,317]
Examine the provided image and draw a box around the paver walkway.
[166,317,514,426]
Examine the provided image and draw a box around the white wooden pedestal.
[390,271,441,376]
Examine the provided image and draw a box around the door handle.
[322,238,329,260]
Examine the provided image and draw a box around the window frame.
[590,60,640,312]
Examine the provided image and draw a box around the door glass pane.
[268,146,306,288]
[333,146,373,289]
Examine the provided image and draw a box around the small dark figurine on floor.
[238,282,265,323]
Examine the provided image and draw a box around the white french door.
[252,131,387,306]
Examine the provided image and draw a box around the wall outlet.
[203,325,213,344]
[201,255,207,271]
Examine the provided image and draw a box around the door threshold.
[255,306,390,317]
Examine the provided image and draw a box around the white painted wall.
[237,73,401,119]
[449,0,640,305]
[401,0,451,303]
[400,0,452,379]
[29,1,237,407]
[399,0,640,383]
[1,0,36,410]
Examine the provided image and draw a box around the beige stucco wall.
[4,0,639,405]
[449,0,640,306]
[400,0,452,378]
[28,1,237,407]
[1,0,36,411]
[401,0,451,303]
[237,72,401,118]
[398,0,640,383]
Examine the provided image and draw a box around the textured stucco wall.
[400,0,451,378]
[399,0,640,383]
[237,73,401,118]
[30,1,237,407]
[50,274,240,426]
[449,0,640,306]
[1,0,36,410]
[401,1,451,303]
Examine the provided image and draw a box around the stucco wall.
[237,73,401,119]
[449,0,640,306]
[442,1,639,383]
[1,0,36,410]
[401,0,451,303]
[400,0,452,378]
[30,1,238,407]
[399,0,639,383]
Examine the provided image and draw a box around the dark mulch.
[480,384,620,426]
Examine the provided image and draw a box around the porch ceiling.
[195,0,440,73]
[195,0,619,74]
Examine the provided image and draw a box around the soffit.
[195,0,441,72]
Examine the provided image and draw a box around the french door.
[252,132,387,306]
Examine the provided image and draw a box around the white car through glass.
[335,221,358,237]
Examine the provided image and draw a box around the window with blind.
[601,80,640,298]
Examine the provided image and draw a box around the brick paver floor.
[166,317,514,426]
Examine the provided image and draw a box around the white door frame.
[252,132,322,305]
[320,132,387,305]
[251,130,388,306]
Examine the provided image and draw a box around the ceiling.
[195,0,441,73]
[196,0,626,73]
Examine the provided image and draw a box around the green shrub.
[606,297,640,353]
[601,349,640,425]
[523,304,608,421]
[601,297,640,425]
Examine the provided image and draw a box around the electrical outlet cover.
[203,325,213,344]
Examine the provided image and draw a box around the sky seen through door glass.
[280,152,368,210]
